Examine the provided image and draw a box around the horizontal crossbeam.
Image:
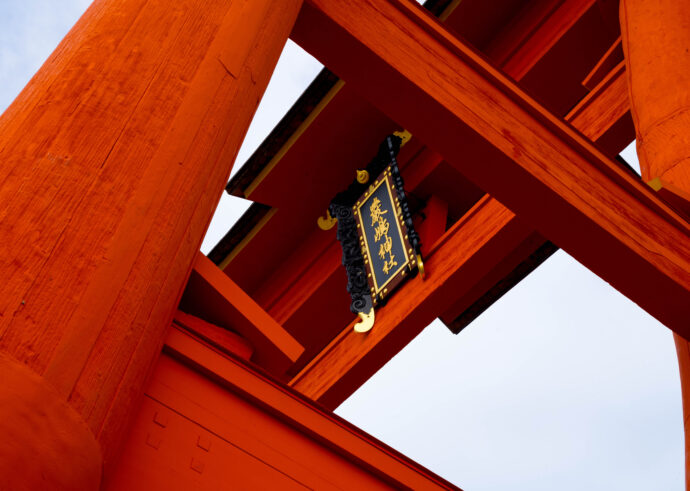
[292,0,690,333]
[290,196,530,406]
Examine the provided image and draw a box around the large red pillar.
[620,1,690,487]
[0,0,301,488]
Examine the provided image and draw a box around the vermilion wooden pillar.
[620,1,690,487]
[0,0,301,488]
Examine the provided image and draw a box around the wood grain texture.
[0,0,302,474]
[287,0,640,406]
[154,326,459,490]
[621,0,690,190]
[621,2,690,487]
[180,253,304,373]
[293,0,690,333]
[566,60,630,142]
[582,37,623,90]
[497,0,597,80]
[290,196,532,406]
[173,309,254,361]
[440,61,633,331]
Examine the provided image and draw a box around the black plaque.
[327,134,422,326]
[354,170,416,304]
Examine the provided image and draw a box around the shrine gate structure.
[0,0,689,489]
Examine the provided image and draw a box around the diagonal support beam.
[292,0,690,333]
[180,253,304,374]
[441,57,633,332]
[289,2,638,406]
[290,196,531,407]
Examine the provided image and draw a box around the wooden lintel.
[172,309,254,361]
[163,326,459,490]
[240,0,627,350]
[292,0,690,333]
[289,196,533,408]
[441,61,633,333]
[484,0,563,66]
[255,225,341,320]
[179,252,304,375]
[286,0,636,402]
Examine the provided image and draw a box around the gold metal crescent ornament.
[393,129,412,147]
[317,209,337,230]
[416,254,425,279]
[354,308,375,333]
[356,169,369,184]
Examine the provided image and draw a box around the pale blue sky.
[0,2,682,489]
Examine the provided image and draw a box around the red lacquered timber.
[290,196,532,407]
[287,0,642,408]
[0,0,302,486]
[107,326,459,490]
[180,253,304,374]
[292,0,690,333]
[621,1,690,488]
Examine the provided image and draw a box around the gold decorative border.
[354,170,414,300]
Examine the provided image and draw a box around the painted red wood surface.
[173,309,254,362]
[220,0,622,366]
[0,0,302,483]
[1,0,687,487]
[292,0,690,334]
[288,0,637,408]
[566,60,631,145]
[621,1,690,487]
[180,253,304,374]
[107,326,459,490]
[290,196,532,407]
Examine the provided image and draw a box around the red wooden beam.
[582,37,623,90]
[290,196,532,407]
[172,309,253,361]
[489,0,597,79]
[647,178,690,223]
[223,0,620,357]
[179,253,304,374]
[441,41,634,331]
[439,231,556,333]
[289,52,634,405]
[566,60,631,146]
[292,0,690,332]
[289,0,637,404]
[162,326,459,490]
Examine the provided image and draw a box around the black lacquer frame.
[329,135,422,319]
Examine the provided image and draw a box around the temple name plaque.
[355,170,416,304]
[321,134,423,334]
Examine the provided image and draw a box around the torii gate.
[0,0,688,489]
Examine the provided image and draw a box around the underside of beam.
[179,253,304,374]
[442,53,635,332]
[292,0,690,334]
[289,196,532,408]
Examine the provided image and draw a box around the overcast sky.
[0,2,683,489]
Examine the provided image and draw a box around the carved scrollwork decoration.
[327,134,423,333]
[330,202,372,316]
